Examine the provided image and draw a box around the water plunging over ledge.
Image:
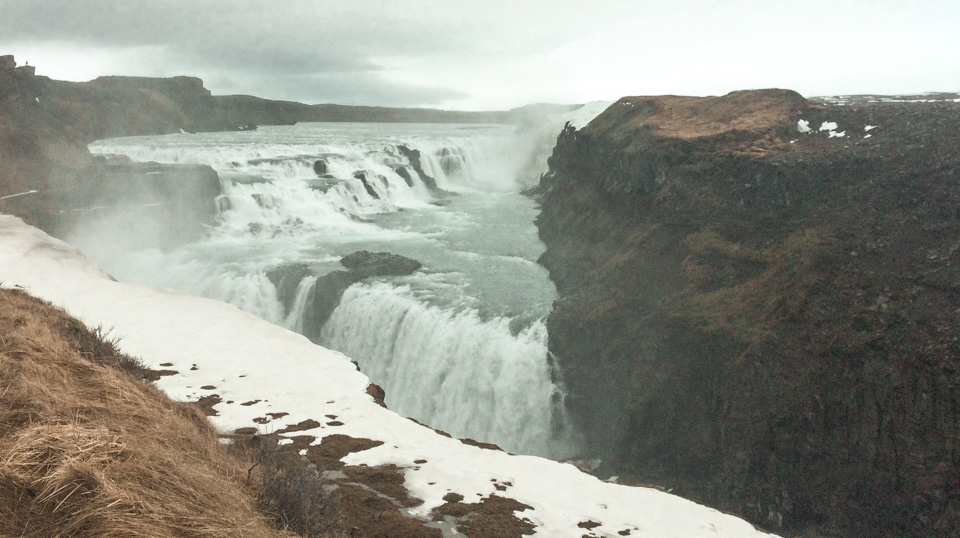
[82,122,580,458]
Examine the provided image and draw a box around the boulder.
[313,159,328,176]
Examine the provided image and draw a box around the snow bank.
[0,216,778,538]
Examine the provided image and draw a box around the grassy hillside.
[0,286,301,538]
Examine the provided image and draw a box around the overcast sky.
[2,0,958,110]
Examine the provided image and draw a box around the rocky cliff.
[535,89,960,537]
[0,55,223,242]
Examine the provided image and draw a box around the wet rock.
[340,250,422,277]
[396,145,440,192]
[266,263,314,314]
[313,159,328,176]
[353,171,380,199]
[302,271,359,342]
[301,251,422,342]
[395,166,415,187]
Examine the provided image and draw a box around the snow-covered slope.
[0,215,777,538]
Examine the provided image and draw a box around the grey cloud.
[217,71,470,108]
[0,0,478,107]
[171,43,379,76]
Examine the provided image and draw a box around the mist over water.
[83,120,591,458]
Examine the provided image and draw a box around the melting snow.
[796,119,811,133]
[0,216,779,538]
[865,125,877,132]
[818,121,838,132]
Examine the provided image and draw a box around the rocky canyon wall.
[535,89,960,537]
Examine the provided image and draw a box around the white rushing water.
[83,118,599,458]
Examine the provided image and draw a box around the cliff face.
[0,56,221,244]
[536,89,960,537]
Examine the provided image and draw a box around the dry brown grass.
[0,286,296,538]
[612,90,808,140]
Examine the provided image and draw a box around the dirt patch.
[432,494,536,537]
[295,435,441,537]
[192,394,222,417]
[276,418,322,434]
[303,434,383,470]
[459,437,504,451]
[142,368,179,381]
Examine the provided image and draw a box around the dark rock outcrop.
[266,263,314,314]
[273,251,422,343]
[339,250,423,277]
[395,166,415,187]
[353,172,380,200]
[536,89,960,537]
[397,145,440,192]
[313,160,328,176]
[1,57,222,246]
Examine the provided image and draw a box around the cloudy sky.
[2,0,958,110]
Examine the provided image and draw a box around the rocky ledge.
[268,251,423,342]
[535,89,960,537]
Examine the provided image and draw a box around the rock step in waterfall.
[267,250,423,342]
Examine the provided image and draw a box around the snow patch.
[865,125,877,132]
[796,119,811,133]
[819,121,838,132]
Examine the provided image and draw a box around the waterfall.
[320,282,577,458]
[85,116,608,459]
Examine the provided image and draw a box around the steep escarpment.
[0,56,222,242]
[536,89,960,537]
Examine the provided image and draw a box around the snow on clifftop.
[0,216,778,538]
